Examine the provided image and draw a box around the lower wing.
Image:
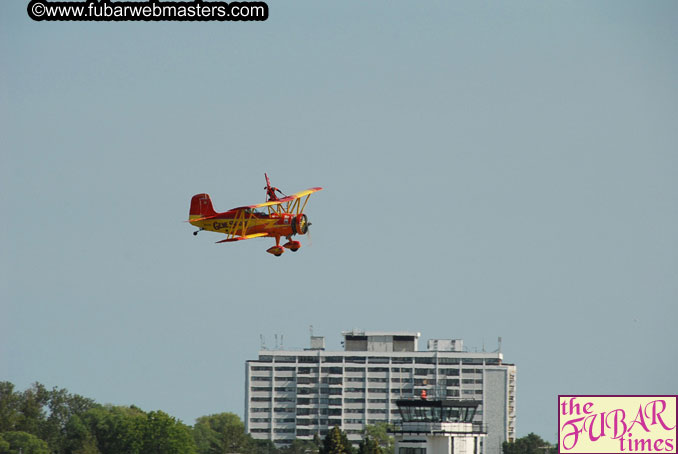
[215,233,268,244]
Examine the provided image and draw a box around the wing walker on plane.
[188,174,322,256]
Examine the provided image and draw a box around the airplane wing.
[232,187,323,210]
[188,187,323,222]
[215,233,268,243]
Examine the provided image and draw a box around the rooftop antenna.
[260,334,266,350]
[280,334,284,350]
[274,334,279,349]
[498,336,503,353]
[309,325,314,337]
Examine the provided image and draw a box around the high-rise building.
[245,330,516,454]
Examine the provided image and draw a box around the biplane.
[188,174,322,256]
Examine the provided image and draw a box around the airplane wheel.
[290,248,299,252]
[193,231,198,236]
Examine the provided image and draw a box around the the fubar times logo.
[559,396,677,454]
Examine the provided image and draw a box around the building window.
[251,366,272,371]
[439,368,459,375]
[368,367,389,372]
[296,418,315,426]
[437,357,459,364]
[392,388,413,394]
[275,356,297,363]
[400,448,426,454]
[461,358,483,365]
[322,356,344,363]
[250,418,270,423]
[299,356,320,363]
[346,357,366,364]
[414,357,433,364]
[274,407,294,413]
[392,357,413,364]
[368,357,390,364]
[275,366,295,371]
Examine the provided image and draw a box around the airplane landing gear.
[283,239,301,252]
[267,245,285,256]
[267,236,285,256]
[193,228,204,236]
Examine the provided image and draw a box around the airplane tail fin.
[189,193,217,220]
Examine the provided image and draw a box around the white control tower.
[392,398,487,454]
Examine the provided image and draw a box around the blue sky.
[1,0,677,442]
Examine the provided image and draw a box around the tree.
[81,405,145,454]
[252,438,280,454]
[0,431,49,454]
[321,426,353,454]
[362,424,393,454]
[16,383,50,436]
[280,439,317,454]
[357,436,381,454]
[41,385,97,453]
[63,414,101,454]
[142,410,196,454]
[0,382,20,433]
[0,382,98,454]
[503,433,556,454]
[193,412,254,454]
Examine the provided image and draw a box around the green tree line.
[1,382,555,454]
[0,382,395,454]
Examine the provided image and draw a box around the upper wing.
[233,187,323,210]
[188,187,323,223]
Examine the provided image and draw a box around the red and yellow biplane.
[188,174,322,256]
